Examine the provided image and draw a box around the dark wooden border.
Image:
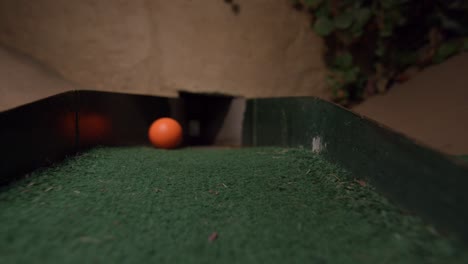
[0,91,78,185]
[243,97,468,242]
[0,91,172,185]
[3,92,468,242]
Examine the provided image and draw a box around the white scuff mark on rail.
[312,136,326,153]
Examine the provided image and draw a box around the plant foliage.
[294,0,468,105]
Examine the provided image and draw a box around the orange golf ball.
[148,117,183,149]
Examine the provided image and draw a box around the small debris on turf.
[275,149,290,154]
[208,190,219,195]
[355,179,367,187]
[330,174,341,182]
[426,225,440,236]
[208,232,218,242]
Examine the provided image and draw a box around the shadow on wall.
[179,91,237,146]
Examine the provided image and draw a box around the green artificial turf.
[458,155,468,162]
[1,147,467,263]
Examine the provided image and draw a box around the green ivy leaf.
[334,11,354,29]
[333,53,353,69]
[463,38,468,51]
[352,29,364,38]
[326,75,341,90]
[351,23,364,39]
[353,1,363,9]
[381,0,398,9]
[303,0,322,7]
[354,8,372,26]
[375,43,386,57]
[380,23,393,37]
[343,67,360,83]
[437,11,466,34]
[315,2,330,17]
[351,8,371,36]
[313,16,335,36]
[388,9,406,26]
[434,42,459,63]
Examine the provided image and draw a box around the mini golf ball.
[148,117,183,149]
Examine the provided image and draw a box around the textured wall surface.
[0,46,76,111]
[0,0,326,102]
[353,53,468,155]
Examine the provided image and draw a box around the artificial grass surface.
[0,147,466,263]
[458,155,468,162]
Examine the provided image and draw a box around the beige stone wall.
[0,0,326,102]
[353,53,468,155]
[0,46,76,111]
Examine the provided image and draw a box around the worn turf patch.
[0,147,466,263]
